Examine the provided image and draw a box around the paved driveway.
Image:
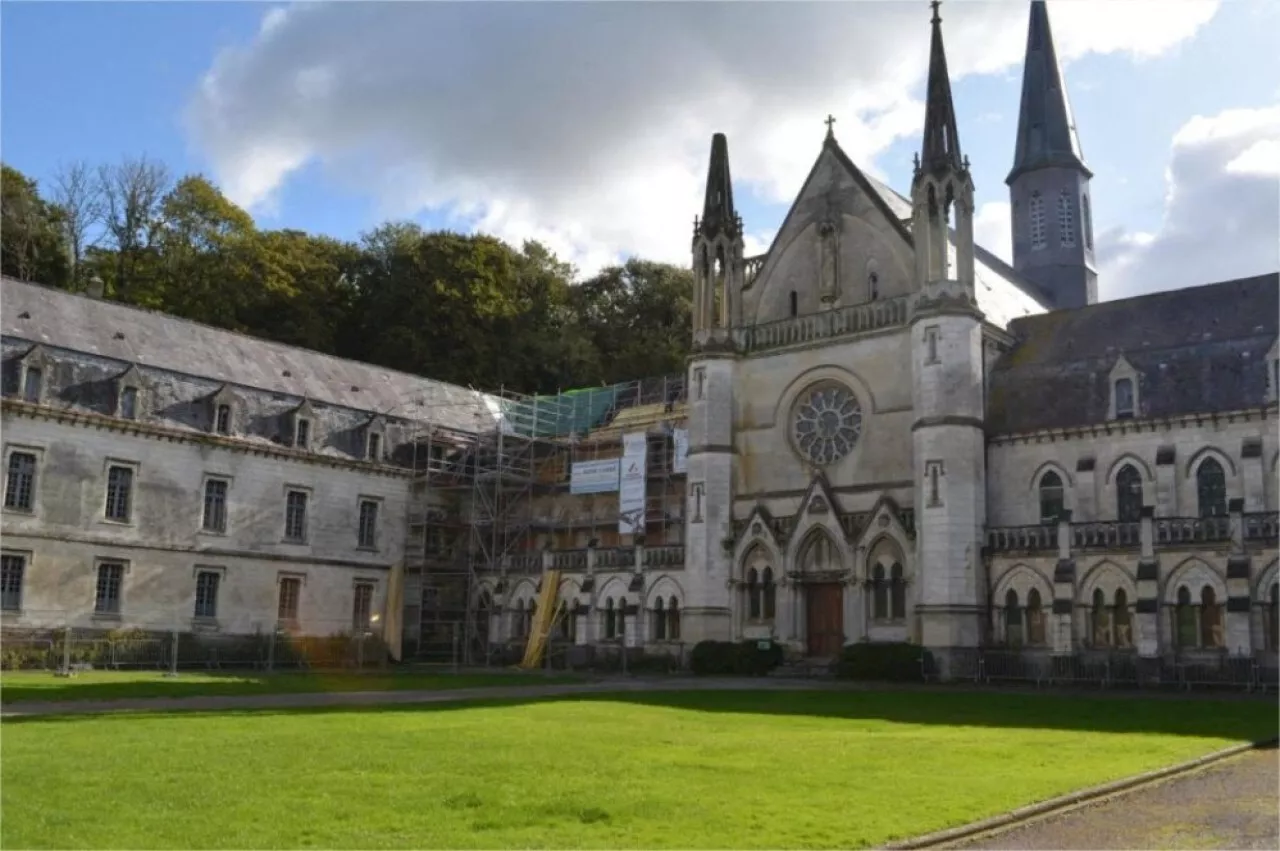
[951,747,1280,850]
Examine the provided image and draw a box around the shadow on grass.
[0,670,587,704]
[5,687,1279,745]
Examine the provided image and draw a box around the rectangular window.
[215,404,232,435]
[95,561,124,615]
[202,479,228,533]
[105,465,134,522]
[367,432,381,461]
[352,582,374,631]
[120,386,138,420]
[284,490,308,542]
[4,451,36,511]
[295,419,310,449]
[278,576,301,622]
[358,500,379,549]
[22,367,42,403]
[1,554,25,611]
[194,571,220,619]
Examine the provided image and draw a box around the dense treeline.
[1,159,693,394]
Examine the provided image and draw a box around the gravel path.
[951,747,1280,850]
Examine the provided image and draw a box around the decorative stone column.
[1135,506,1160,657]
[1154,446,1177,516]
[1241,438,1265,511]
[1075,457,1097,522]
[1052,510,1076,653]
[1225,498,1253,656]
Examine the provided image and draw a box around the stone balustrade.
[499,544,686,574]
[986,510,1279,555]
[733,295,910,355]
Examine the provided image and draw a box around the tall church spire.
[1005,0,1097,310]
[917,0,963,177]
[698,133,740,240]
[1006,0,1089,183]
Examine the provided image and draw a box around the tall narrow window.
[358,499,379,548]
[278,576,302,624]
[762,567,776,620]
[367,432,381,462]
[1113,589,1132,648]
[4,452,36,511]
[1115,464,1143,522]
[22,367,42,403]
[873,564,888,621]
[202,479,228,533]
[1091,588,1111,646]
[652,598,667,640]
[1268,583,1279,651]
[1174,585,1197,648]
[1082,195,1093,250]
[1195,458,1227,518]
[120,386,139,420]
[1038,471,1064,524]
[95,561,124,615]
[604,597,617,639]
[789,291,798,317]
[284,490,308,542]
[1114,378,1135,419]
[746,569,761,619]
[1004,589,1023,646]
[214,404,232,435]
[1026,589,1045,645]
[295,419,311,449]
[1199,586,1222,649]
[194,571,220,619]
[890,563,905,620]
[868,271,880,301]
[667,597,681,640]
[1,554,26,612]
[1057,190,1076,247]
[352,582,374,631]
[1029,192,1046,250]
[105,465,134,522]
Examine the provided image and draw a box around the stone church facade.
[2,2,1276,680]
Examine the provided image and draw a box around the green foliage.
[1,161,694,395]
[833,641,932,682]
[690,639,784,676]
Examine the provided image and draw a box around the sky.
[2,0,1277,301]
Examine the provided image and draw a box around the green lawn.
[0,669,585,704]
[2,689,1275,849]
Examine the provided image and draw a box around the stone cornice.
[0,398,411,479]
[987,405,1278,447]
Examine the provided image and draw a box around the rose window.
[791,383,862,466]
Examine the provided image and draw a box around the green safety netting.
[497,385,622,438]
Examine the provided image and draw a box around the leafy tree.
[1,164,70,287]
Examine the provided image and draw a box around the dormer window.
[22,367,42,403]
[367,432,381,462]
[120,386,139,420]
[295,418,311,450]
[1114,378,1134,419]
[215,404,232,435]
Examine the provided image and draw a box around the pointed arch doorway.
[797,530,845,659]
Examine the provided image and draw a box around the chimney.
[87,276,104,299]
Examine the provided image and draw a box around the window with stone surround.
[1025,589,1046,645]
[1004,589,1023,646]
[603,597,617,639]
[890,563,905,620]
[1113,378,1135,419]
[1115,464,1143,522]
[1038,470,1064,524]
[22,366,43,403]
[1195,458,1227,518]
[194,570,221,619]
[1090,588,1132,648]
[215,404,232,435]
[105,465,134,522]
[4,451,36,512]
[284,490,308,542]
[277,576,302,624]
[1173,584,1223,650]
[667,597,681,640]
[119,386,139,420]
[358,499,379,549]
[202,478,228,533]
[1,553,26,612]
[652,597,667,640]
[352,582,374,632]
[95,561,125,615]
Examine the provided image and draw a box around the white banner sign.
[671,428,689,474]
[570,459,620,494]
[618,432,648,534]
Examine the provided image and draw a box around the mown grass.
[2,689,1275,849]
[0,669,585,704]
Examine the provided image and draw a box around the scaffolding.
[404,374,688,664]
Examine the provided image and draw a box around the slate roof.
[0,276,504,433]
[1007,1,1089,184]
[987,273,1280,434]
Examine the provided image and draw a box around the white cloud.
[186,1,1220,276]
[973,201,1013,265]
[1098,105,1280,298]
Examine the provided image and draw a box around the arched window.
[1114,378,1135,419]
[1174,586,1197,648]
[604,597,617,640]
[873,564,888,621]
[762,568,776,620]
[1083,195,1093,250]
[890,563,905,620]
[558,599,573,641]
[1039,471,1064,524]
[1268,583,1279,651]
[868,271,879,301]
[1116,464,1143,522]
[1057,190,1076,247]
[789,291,798,317]
[1005,589,1023,646]
[667,597,681,641]
[1113,589,1132,648]
[1026,588,1046,645]
[746,568,761,619]
[1196,458,1227,518]
[1091,588,1110,647]
[652,597,667,641]
[616,599,628,643]
[1029,191,1046,250]
[1200,587,1222,649]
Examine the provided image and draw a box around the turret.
[692,133,744,344]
